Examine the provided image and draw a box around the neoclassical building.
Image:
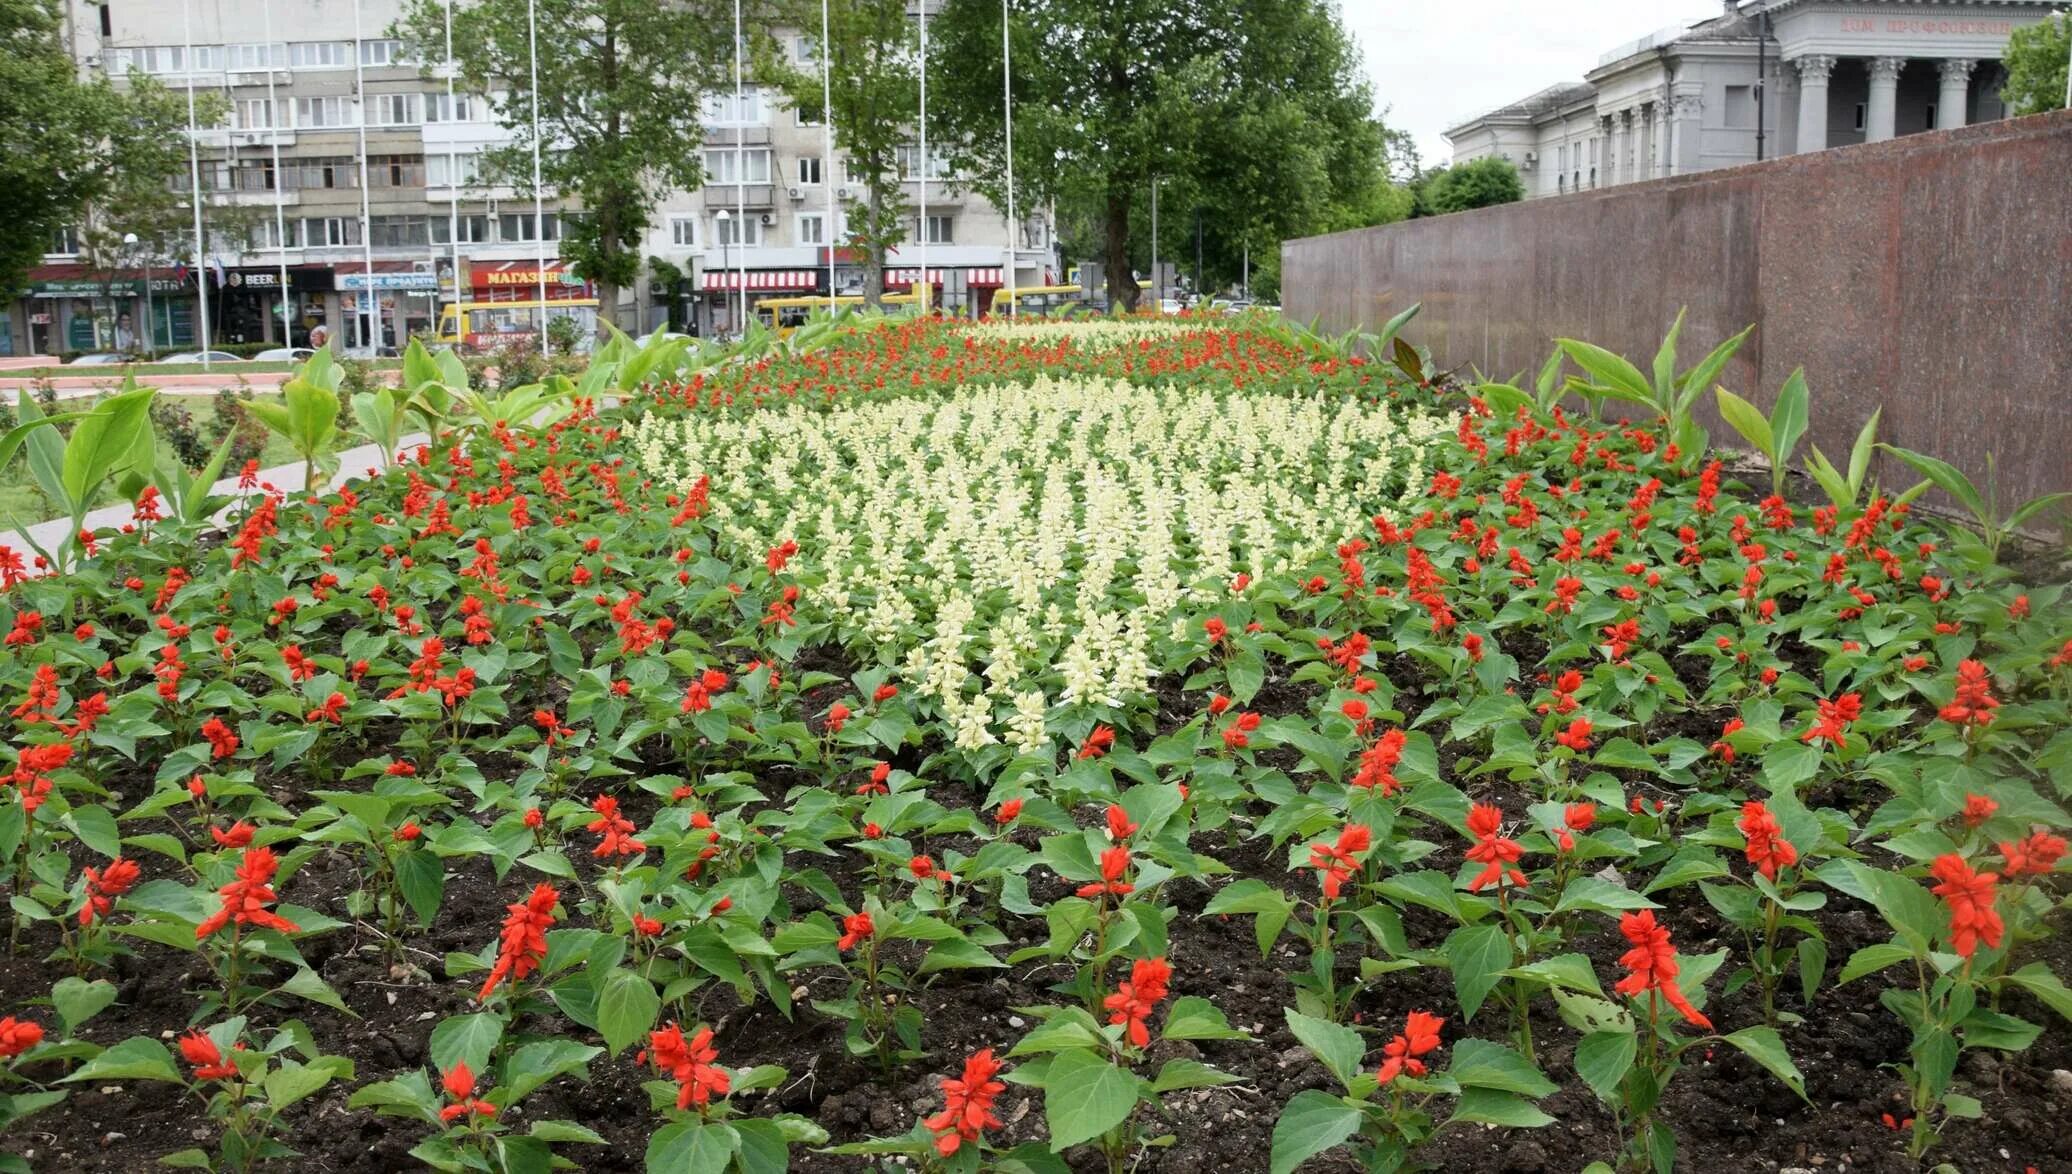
[1445,0,2061,199]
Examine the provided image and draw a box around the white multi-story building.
[1444,0,2058,201]
[4,0,1048,357]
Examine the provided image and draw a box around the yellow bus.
[434,298,600,352]
[987,284,1091,317]
[752,293,924,337]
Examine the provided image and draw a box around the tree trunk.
[1104,186,1137,313]
[863,185,886,310]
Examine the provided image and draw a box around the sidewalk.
[8,435,427,560]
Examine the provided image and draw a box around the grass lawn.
[0,392,301,531]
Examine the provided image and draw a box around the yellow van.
[434,298,600,353]
[752,293,924,337]
[987,284,1090,318]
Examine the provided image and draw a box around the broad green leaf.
[1268,1090,1363,1174]
[1445,923,1512,1021]
[1573,1030,1635,1103]
[429,1013,505,1075]
[1555,338,1653,407]
[1447,1087,1555,1128]
[1722,1026,1806,1099]
[1713,388,1773,461]
[1445,1038,1556,1097]
[1042,1048,1140,1151]
[63,1037,181,1083]
[596,968,661,1057]
[1283,1008,1365,1090]
[1770,367,1810,476]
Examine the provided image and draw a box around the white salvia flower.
[1006,689,1049,755]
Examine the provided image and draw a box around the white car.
[252,347,315,363]
[67,352,131,365]
[159,350,244,364]
[1158,298,1184,315]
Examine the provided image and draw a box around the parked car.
[252,347,315,363]
[159,351,244,364]
[1158,298,1184,315]
[67,352,132,365]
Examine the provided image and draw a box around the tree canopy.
[927,0,1402,310]
[2000,12,2069,116]
[393,0,739,328]
[0,0,203,298]
[1413,156,1526,218]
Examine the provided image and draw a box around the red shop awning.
[966,268,1004,285]
[703,270,818,292]
[884,268,948,287]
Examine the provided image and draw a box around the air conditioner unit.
[837,185,855,200]
[786,185,803,200]
[757,212,774,226]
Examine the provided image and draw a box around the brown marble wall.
[1284,110,2072,510]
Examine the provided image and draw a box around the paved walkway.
[8,435,427,561]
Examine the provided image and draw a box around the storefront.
[699,269,821,335]
[337,264,440,353]
[470,261,594,304]
[220,266,332,347]
[16,265,191,356]
[965,268,1005,318]
[884,268,949,312]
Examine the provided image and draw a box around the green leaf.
[63,1037,181,1084]
[1152,1059,1239,1093]
[61,387,156,514]
[1162,996,1246,1041]
[1714,388,1774,462]
[1722,1026,1806,1099]
[51,977,119,1034]
[1677,324,1754,410]
[1227,647,1265,704]
[1202,879,1295,956]
[428,1013,504,1076]
[1769,367,1810,478]
[1283,1008,1365,1090]
[596,968,661,1057]
[1879,445,1985,518]
[1446,1087,1556,1128]
[1650,308,1685,406]
[1042,1049,1140,1152]
[1268,1090,1364,1174]
[1555,338,1653,407]
[2005,964,2072,1026]
[644,1119,736,1173]
[1573,1030,1636,1103]
[1446,923,1512,1021]
[1445,1038,1556,1097]
[264,1056,349,1109]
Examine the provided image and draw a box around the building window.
[367,155,424,188]
[360,39,403,67]
[250,219,287,250]
[226,42,286,71]
[234,98,281,129]
[792,35,817,63]
[288,41,353,69]
[896,145,952,180]
[1853,102,1866,131]
[704,148,772,184]
[914,215,952,244]
[46,226,79,256]
[304,217,359,247]
[426,154,482,187]
[711,215,762,247]
[841,159,875,187]
[285,156,358,190]
[796,213,826,245]
[1020,217,1045,248]
[1724,85,1756,129]
[294,96,357,128]
[669,216,699,247]
[703,88,765,126]
[232,159,278,192]
[425,92,481,123]
[369,93,422,127]
[499,212,561,242]
[369,216,430,248]
[796,156,822,185]
[430,215,490,245]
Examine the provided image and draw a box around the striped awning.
[967,268,1004,285]
[884,268,948,286]
[702,270,818,292]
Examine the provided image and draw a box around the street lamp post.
[123,232,153,356]
[716,209,733,336]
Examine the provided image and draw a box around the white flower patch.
[630,376,1452,740]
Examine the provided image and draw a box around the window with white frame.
[796,156,822,185]
[669,216,699,247]
[360,39,403,66]
[289,41,352,69]
[424,92,481,123]
[426,153,482,187]
[304,216,358,247]
[711,215,762,246]
[703,148,772,184]
[702,88,765,126]
[498,212,561,242]
[430,214,490,244]
[792,35,817,63]
[841,158,875,187]
[914,215,952,244]
[249,219,287,249]
[225,42,286,70]
[46,226,79,256]
[794,101,822,128]
[795,213,827,245]
[369,92,421,127]
[234,98,281,129]
[896,145,953,181]
[295,96,357,128]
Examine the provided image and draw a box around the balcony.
[708,184,777,209]
[705,125,772,147]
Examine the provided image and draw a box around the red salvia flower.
[478,884,559,1001]
[1105,804,1138,841]
[0,1018,44,1059]
[837,911,875,952]
[1077,725,1115,759]
[1463,804,1527,892]
[1102,957,1172,1048]
[195,847,300,940]
[1738,801,1797,880]
[1613,910,1712,1029]
[1999,831,2067,878]
[78,857,141,926]
[1375,1010,1445,1084]
[178,1031,240,1081]
[1938,659,1999,728]
[1800,693,1863,749]
[586,795,646,859]
[1352,728,1408,794]
[924,1048,1006,1157]
[1928,854,2003,959]
[994,798,1023,824]
[1554,716,1593,752]
[1220,711,1261,749]
[1308,823,1372,901]
[439,1061,497,1122]
[1077,845,1135,898]
[647,1023,731,1110]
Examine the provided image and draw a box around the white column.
[1610,109,1627,185]
[1865,56,1904,142]
[1794,55,1836,153]
[1937,58,1975,130]
[1651,99,1670,178]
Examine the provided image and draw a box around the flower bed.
[0,317,2066,1174]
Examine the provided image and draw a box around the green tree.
[928,0,1385,312]
[0,0,202,300]
[393,0,740,329]
[1414,157,1526,217]
[2001,11,2069,115]
[765,0,917,308]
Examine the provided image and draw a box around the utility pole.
[1753,0,1770,161]
[1193,207,1202,305]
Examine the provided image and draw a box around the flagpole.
[445,0,463,344]
[1000,0,1016,319]
[263,0,291,346]
[821,0,836,306]
[527,0,549,351]
[917,0,927,314]
[732,0,746,334]
[183,0,214,368]
[354,0,377,355]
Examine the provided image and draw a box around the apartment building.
[5,0,1050,357]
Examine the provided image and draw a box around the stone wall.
[1284,109,2072,510]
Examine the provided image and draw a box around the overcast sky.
[1340,0,1731,169]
